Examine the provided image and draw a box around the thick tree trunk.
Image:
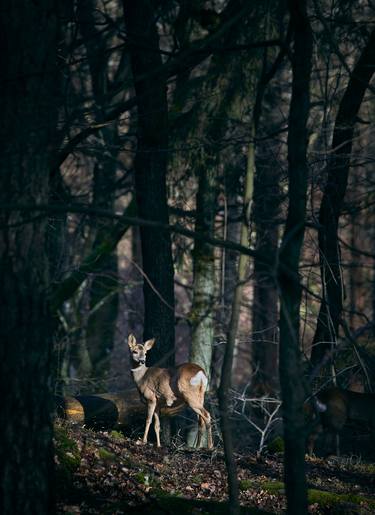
[56,389,185,428]
[123,0,175,367]
[0,2,59,513]
[86,151,119,383]
[189,0,257,381]
[277,1,312,513]
[190,165,218,375]
[311,29,375,366]
[251,10,287,394]
[252,149,280,392]
[77,1,120,383]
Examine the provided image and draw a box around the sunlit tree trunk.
[0,2,59,513]
[190,164,218,375]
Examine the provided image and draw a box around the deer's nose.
[139,359,145,364]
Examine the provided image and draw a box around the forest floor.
[56,421,375,514]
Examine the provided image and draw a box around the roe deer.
[128,334,213,448]
[306,387,375,455]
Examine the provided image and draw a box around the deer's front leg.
[143,400,156,444]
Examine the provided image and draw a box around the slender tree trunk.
[219,129,255,515]
[123,0,175,367]
[213,187,241,390]
[0,2,59,513]
[311,28,375,365]
[277,1,312,513]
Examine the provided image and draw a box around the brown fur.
[128,335,213,448]
[307,387,375,455]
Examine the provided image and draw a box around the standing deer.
[128,334,213,448]
[306,387,375,455]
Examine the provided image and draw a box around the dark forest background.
[0,0,374,514]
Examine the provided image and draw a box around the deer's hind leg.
[190,405,213,449]
[195,413,205,448]
[153,410,161,447]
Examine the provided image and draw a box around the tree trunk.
[219,129,255,515]
[311,28,375,366]
[189,0,258,382]
[251,7,288,394]
[123,0,175,367]
[56,389,185,428]
[0,2,59,513]
[252,154,280,391]
[277,1,312,513]
[212,186,241,390]
[77,0,121,384]
[190,165,218,375]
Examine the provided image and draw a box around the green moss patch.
[258,480,375,511]
[98,447,116,462]
[109,430,124,440]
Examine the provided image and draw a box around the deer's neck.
[131,363,148,385]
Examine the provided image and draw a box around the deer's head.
[128,334,155,366]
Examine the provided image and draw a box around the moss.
[355,462,375,475]
[259,480,375,511]
[110,430,124,440]
[308,489,375,510]
[267,436,285,453]
[98,447,116,462]
[260,481,285,493]
[239,479,255,491]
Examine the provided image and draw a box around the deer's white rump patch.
[190,370,208,387]
[315,399,327,412]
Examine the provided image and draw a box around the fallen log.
[55,388,184,429]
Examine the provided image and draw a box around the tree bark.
[0,2,59,513]
[189,0,257,381]
[219,128,255,515]
[56,389,185,428]
[251,7,290,394]
[123,0,175,367]
[277,1,312,513]
[190,165,218,375]
[76,0,121,383]
[311,28,375,366]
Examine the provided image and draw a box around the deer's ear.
[128,334,137,350]
[144,338,155,351]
